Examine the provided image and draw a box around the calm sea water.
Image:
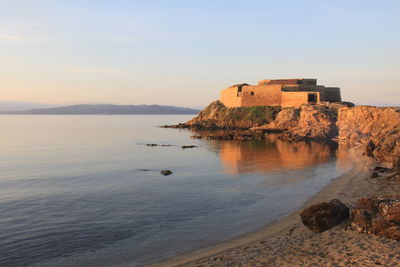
[0,115,351,267]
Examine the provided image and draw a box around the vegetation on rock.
[185,100,281,129]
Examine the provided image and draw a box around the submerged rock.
[300,199,349,233]
[351,197,400,241]
[145,143,173,147]
[160,170,173,176]
[181,145,197,149]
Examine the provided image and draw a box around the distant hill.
[0,104,200,115]
[0,101,54,111]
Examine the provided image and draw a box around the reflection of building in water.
[219,135,338,174]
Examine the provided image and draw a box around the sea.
[0,115,352,266]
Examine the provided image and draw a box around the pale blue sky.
[1,0,399,106]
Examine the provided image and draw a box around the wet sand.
[151,147,400,266]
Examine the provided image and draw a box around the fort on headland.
[220,78,341,108]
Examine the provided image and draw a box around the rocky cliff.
[337,106,400,166]
[258,105,341,140]
[169,101,399,166]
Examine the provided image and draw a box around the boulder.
[300,199,349,233]
[351,197,400,241]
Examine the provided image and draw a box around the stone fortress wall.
[220,79,341,108]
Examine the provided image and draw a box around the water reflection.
[192,131,349,174]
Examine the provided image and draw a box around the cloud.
[63,67,127,75]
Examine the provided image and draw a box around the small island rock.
[160,170,173,176]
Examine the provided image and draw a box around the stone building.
[220,78,341,108]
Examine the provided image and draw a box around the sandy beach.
[151,147,400,266]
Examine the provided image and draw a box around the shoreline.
[149,147,388,266]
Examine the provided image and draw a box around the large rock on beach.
[300,199,350,233]
[351,197,400,241]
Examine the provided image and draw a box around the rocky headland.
[157,101,400,266]
[165,100,400,168]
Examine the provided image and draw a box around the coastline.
[149,147,400,266]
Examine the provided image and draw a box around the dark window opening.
[237,85,243,97]
[308,93,317,103]
[250,92,255,96]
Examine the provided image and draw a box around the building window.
[308,93,318,103]
[250,92,255,96]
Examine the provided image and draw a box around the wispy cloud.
[63,67,127,75]
[98,33,223,44]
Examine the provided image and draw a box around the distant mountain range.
[0,104,200,115]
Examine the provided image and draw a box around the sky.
[0,0,399,107]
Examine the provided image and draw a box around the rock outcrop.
[351,197,400,241]
[337,106,400,166]
[178,100,281,129]
[260,103,353,141]
[300,199,350,233]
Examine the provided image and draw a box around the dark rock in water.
[137,169,151,171]
[182,145,197,149]
[300,199,349,233]
[160,123,190,129]
[366,140,376,157]
[146,143,173,147]
[160,170,173,176]
[351,197,400,241]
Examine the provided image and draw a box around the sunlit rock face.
[185,100,281,129]
[259,103,353,141]
[337,106,400,166]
